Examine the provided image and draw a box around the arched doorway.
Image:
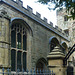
[36,58,47,73]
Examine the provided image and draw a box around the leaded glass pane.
[11,50,16,71]
[17,51,22,71]
[17,33,21,49]
[11,31,16,48]
[23,52,26,71]
[23,35,27,50]
[11,23,27,72]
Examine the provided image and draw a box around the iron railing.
[64,44,75,65]
[0,68,55,75]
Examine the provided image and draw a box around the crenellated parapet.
[36,12,41,18]
[16,0,23,6]
[27,5,33,13]
[0,0,69,39]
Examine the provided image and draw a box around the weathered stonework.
[47,46,66,75]
[0,0,70,73]
[57,8,75,74]
[0,9,10,68]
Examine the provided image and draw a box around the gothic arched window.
[11,23,27,71]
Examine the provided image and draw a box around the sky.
[21,0,57,26]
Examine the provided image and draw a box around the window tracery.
[11,23,27,71]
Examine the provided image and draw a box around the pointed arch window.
[11,23,27,72]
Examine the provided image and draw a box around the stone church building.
[0,0,74,75]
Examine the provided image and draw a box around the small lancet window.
[64,15,68,21]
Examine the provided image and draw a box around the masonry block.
[36,12,41,18]
[50,21,53,26]
[43,17,47,22]
[27,5,33,13]
[55,25,58,29]
[16,0,23,6]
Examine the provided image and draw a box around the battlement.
[27,5,33,13]
[0,0,68,38]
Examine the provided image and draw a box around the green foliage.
[37,0,75,19]
[37,0,50,4]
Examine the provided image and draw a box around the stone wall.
[57,8,75,46]
[57,8,75,73]
[0,17,10,68]
[0,0,69,70]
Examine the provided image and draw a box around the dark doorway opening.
[36,58,47,74]
[36,61,44,72]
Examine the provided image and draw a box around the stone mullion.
[21,26,23,50]
[26,31,29,69]
[16,26,17,49]
[21,52,23,71]
[21,26,23,71]
[16,50,17,72]
[16,27,17,72]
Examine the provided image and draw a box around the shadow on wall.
[49,36,68,54]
